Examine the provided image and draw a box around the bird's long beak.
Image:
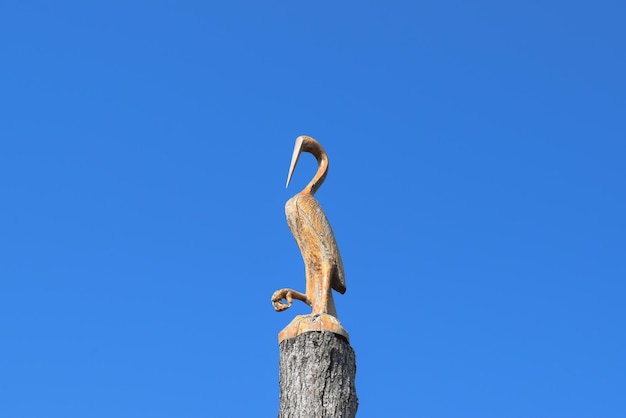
[286,136,305,188]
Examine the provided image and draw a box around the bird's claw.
[271,289,293,312]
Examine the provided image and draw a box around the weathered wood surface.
[278,332,358,418]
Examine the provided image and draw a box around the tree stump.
[278,331,358,418]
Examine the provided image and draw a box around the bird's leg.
[271,288,310,312]
[310,269,338,317]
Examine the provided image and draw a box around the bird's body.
[286,192,345,316]
[272,136,346,317]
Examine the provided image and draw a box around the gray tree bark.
[278,332,358,418]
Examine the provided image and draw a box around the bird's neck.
[304,149,328,195]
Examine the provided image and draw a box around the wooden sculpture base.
[278,332,358,417]
[278,313,349,343]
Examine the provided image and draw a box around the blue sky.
[1,1,625,417]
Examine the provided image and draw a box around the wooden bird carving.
[271,136,346,318]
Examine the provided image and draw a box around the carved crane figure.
[271,136,346,318]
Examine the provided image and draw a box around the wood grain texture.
[278,332,358,418]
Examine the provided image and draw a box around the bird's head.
[286,136,328,193]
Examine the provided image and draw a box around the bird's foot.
[271,288,308,312]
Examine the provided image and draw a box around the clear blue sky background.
[1,1,625,417]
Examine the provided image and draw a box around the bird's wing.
[293,195,346,294]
